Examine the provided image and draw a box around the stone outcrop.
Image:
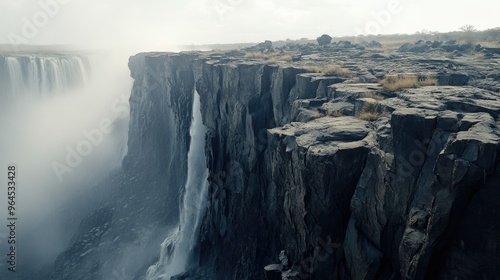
[317,34,333,46]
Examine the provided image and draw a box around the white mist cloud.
[0,0,498,48]
[0,51,133,271]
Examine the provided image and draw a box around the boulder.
[316,34,332,46]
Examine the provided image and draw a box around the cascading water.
[5,57,23,96]
[3,55,89,97]
[146,90,209,280]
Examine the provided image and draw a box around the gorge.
[1,42,500,280]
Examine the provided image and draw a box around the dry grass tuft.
[246,52,294,64]
[267,55,293,64]
[245,52,269,59]
[381,75,438,91]
[358,111,380,121]
[278,54,293,62]
[381,76,419,91]
[266,57,280,64]
[358,102,380,121]
[302,64,351,77]
[418,76,439,86]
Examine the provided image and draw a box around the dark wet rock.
[264,264,282,280]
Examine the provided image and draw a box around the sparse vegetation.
[267,55,293,64]
[358,102,380,121]
[380,75,438,91]
[419,76,439,86]
[381,76,419,91]
[192,26,500,53]
[302,64,351,77]
[245,52,294,64]
[245,52,270,59]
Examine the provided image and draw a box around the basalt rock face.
[186,48,500,280]
[129,47,500,280]
[193,60,278,279]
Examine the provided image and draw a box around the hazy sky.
[0,0,498,48]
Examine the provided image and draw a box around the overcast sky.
[0,0,498,49]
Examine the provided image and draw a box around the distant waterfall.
[3,55,89,97]
[146,90,209,280]
[5,57,24,96]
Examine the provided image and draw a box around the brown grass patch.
[418,76,439,86]
[267,55,293,64]
[245,52,270,59]
[358,102,380,121]
[358,111,380,121]
[381,76,419,91]
[246,52,294,64]
[381,75,438,91]
[302,64,351,77]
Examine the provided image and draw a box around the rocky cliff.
[53,44,500,280]
[189,46,500,280]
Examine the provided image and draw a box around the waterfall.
[5,57,24,96]
[146,90,209,280]
[3,55,89,97]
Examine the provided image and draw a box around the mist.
[0,50,135,276]
[1,0,499,48]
